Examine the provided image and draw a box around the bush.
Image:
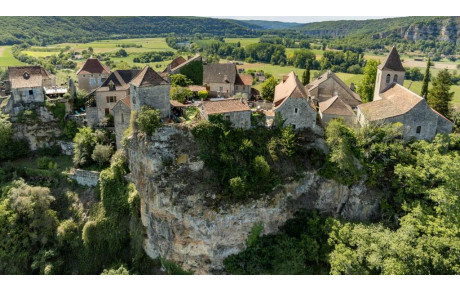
[135,106,162,136]
[198,90,208,100]
[170,86,192,103]
[170,74,193,87]
[37,157,57,170]
[91,144,114,168]
[73,127,96,167]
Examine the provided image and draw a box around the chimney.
[350,83,356,92]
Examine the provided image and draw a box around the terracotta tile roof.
[8,66,53,89]
[274,71,314,109]
[235,74,253,86]
[203,63,237,84]
[76,58,111,75]
[170,100,188,108]
[202,98,251,115]
[163,56,186,73]
[306,70,362,106]
[358,83,424,121]
[121,97,131,109]
[188,85,207,92]
[130,66,169,87]
[319,96,354,116]
[171,54,202,73]
[378,46,405,72]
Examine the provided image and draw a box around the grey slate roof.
[378,46,405,72]
[203,63,237,84]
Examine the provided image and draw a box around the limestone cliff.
[12,106,63,151]
[126,125,381,274]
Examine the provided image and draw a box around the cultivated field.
[0,46,25,67]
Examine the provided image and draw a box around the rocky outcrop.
[126,125,381,274]
[12,106,63,151]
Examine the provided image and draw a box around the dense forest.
[0,16,261,46]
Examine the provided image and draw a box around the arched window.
[386,74,391,83]
[393,75,398,83]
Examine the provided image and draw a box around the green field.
[224,38,259,47]
[0,46,25,67]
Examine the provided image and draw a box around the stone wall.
[274,97,316,130]
[113,103,131,149]
[130,84,170,118]
[85,106,99,128]
[126,124,381,274]
[70,169,100,187]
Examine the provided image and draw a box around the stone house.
[203,63,254,99]
[357,46,453,140]
[203,63,237,98]
[306,70,362,108]
[2,66,55,116]
[130,66,171,118]
[318,96,355,127]
[94,69,140,124]
[234,74,253,99]
[76,58,111,92]
[273,71,317,130]
[112,97,131,149]
[200,98,251,129]
[357,83,453,140]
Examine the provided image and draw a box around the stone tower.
[373,46,405,101]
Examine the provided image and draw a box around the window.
[416,126,421,134]
[98,77,102,85]
[292,124,296,130]
[132,96,136,104]
[29,89,33,96]
[105,108,110,116]
[225,115,230,121]
[386,74,391,83]
[393,75,398,83]
[121,113,124,123]
[90,77,96,86]
[106,96,117,103]
[294,108,298,114]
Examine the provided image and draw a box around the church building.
[356,46,453,140]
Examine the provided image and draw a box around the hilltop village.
[1,46,453,153]
[1,39,460,276]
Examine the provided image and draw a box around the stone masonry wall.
[70,169,100,187]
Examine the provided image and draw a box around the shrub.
[91,144,114,168]
[170,86,192,103]
[73,127,96,167]
[170,74,193,87]
[198,90,208,100]
[37,156,57,170]
[135,106,162,136]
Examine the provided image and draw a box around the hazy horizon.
[212,16,398,24]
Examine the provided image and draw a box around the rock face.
[12,106,63,151]
[126,125,381,274]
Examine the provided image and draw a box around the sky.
[212,16,396,24]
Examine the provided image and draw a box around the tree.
[302,62,311,85]
[170,74,193,87]
[91,144,114,168]
[357,59,378,103]
[428,69,454,117]
[170,86,192,103]
[73,127,97,167]
[135,106,162,136]
[421,58,431,99]
[261,76,278,102]
[198,90,208,100]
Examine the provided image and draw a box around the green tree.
[170,86,192,103]
[73,127,96,167]
[135,106,162,136]
[170,74,193,87]
[421,58,431,99]
[261,76,278,102]
[357,59,378,103]
[302,62,311,85]
[91,144,113,168]
[428,69,454,117]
